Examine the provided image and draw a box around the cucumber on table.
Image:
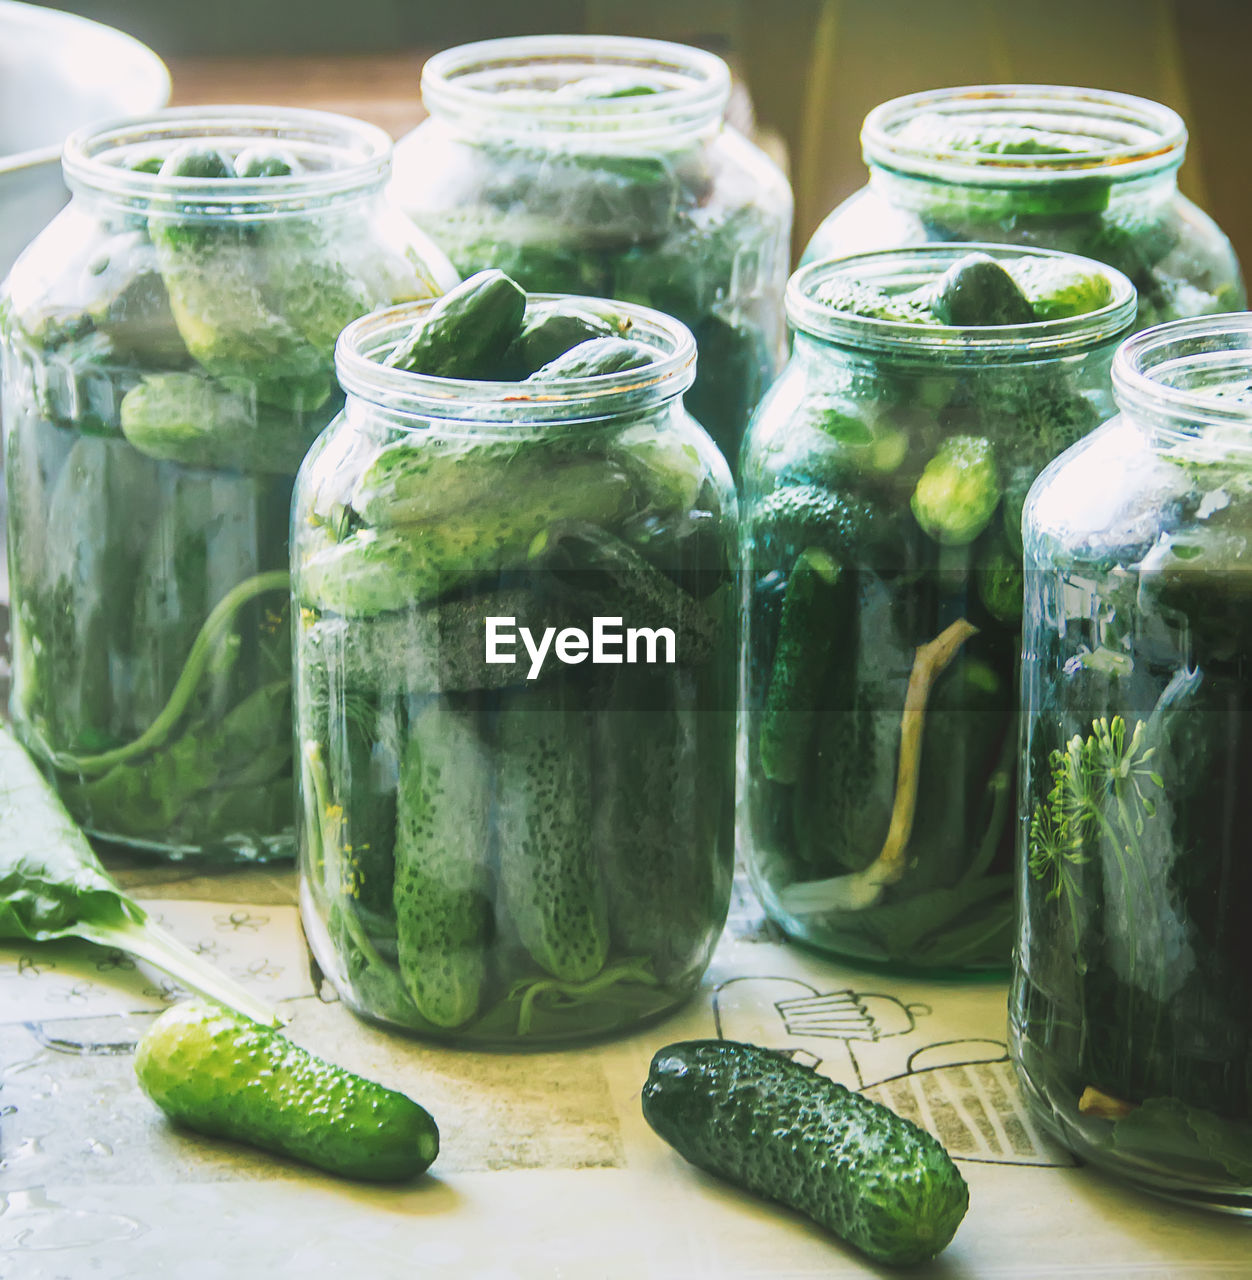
[642,1039,968,1266]
[393,700,495,1028]
[135,998,438,1181]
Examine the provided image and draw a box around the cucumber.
[298,459,635,617]
[120,373,323,474]
[134,998,438,1181]
[1006,257,1114,321]
[500,302,620,378]
[759,547,843,785]
[593,670,729,980]
[496,684,608,982]
[351,434,571,528]
[150,146,331,412]
[929,252,1034,327]
[526,336,655,381]
[393,700,495,1028]
[642,1040,968,1266]
[385,269,526,379]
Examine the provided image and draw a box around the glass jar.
[804,86,1244,330]
[1012,315,1252,1210]
[740,246,1135,971]
[293,294,736,1046]
[0,107,454,862]
[391,34,793,467]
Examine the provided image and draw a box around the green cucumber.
[526,336,655,381]
[759,547,843,784]
[501,302,620,378]
[299,459,634,617]
[393,701,495,1028]
[120,373,323,474]
[593,670,728,980]
[134,998,438,1181]
[642,1040,968,1266]
[929,252,1034,327]
[496,684,608,982]
[351,435,570,528]
[385,269,526,378]
[149,149,331,412]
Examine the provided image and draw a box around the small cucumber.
[1006,256,1114,321]
[759,546,843,784]
[385,269,526,378]
[496,684,608,982]
[501,302,621,378]
[134,998,438,1181]
[120,373,322,474]
[526,336,655,381]
[642,1040,968,1267]
[929,252,1034,327]
[394,701,494,1028]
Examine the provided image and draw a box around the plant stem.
[77,916,280,1026]
[49,571,290,776]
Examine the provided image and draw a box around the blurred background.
[28,0,1252,266]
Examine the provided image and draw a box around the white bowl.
[0,0,170,278]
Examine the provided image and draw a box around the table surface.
[1,857,1249,1280]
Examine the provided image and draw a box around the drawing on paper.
[712,975,1073,1167]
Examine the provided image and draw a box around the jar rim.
[1114,314,1252,438]
[863,84,1186,187]
[335,294,698,425]
[787,245,1137,358]
[420,34,730,144]
[62,105,393,209]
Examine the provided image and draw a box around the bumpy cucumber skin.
[394,702,494,1028]
[134,999,438,1181]
[298,459,634,617]
[502,304,617,378]
[120,373,320,475]
[526,336,655,381]
[929,253,1034,327]
[386,269,526,378]
[496,686,609,982]
[759,547,842,785]
[642,1040,968,1267]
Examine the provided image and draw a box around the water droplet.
[0,1188,146,1250]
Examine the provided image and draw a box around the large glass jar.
[1012,316,1252,1210]
[740,246,1135,971]
[804,86,1244,330]
[293,294,736,1046]
[391,34,793,467]
[0,107,454,862]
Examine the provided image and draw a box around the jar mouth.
[1114,315,1252,445]
[788,245,1136,359]
[63,106,393,211]
[420,35,730,145]
[335,294,698,425]
[863,85,1186,187]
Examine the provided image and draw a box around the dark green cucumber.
[526,336,655,381]
[135,998,438,1181]
[496,684,608,982]
[393,700,494,1028]
[298,459,635,617]
[642,1040,968,1267]
[120,373,323,474]
[593,670,727,981]
[385,269,525,378]
[929,252,1034,327]
[759,547,843,785]
[501,302,621,378]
